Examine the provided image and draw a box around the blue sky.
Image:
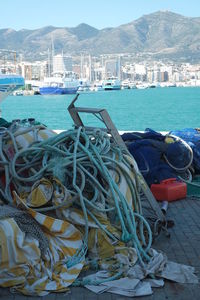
[2,0,200,30]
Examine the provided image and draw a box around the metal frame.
[68,94,166,223]
[68,94,128,152]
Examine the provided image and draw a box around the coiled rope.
[0,125,152,271]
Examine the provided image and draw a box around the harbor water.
[2,87,200,131]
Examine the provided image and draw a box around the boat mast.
[62,50,66,76]
[51,36,54,75]
[89,54,92,82]
[80,54,83,79]
[118,55,121,80]
[47,48,51,77]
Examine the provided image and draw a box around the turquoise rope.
[0,125,153,268]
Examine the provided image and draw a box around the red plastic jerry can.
[150,178,187,202]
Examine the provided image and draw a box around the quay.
[1,196,200,300]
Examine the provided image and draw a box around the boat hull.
[39,86,78,95]
[0,75,24,103]
[103,86,121,91]
[102,78,121,91]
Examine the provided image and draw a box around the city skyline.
[2,52,200,88]
[1,0,200,30]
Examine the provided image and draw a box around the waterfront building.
[20,61,44,81]
[135,64,146,75]
[134,64,147,82]
[72,64,81,78]
[2,49,200,87]
[160,71,169,82]
[104,59,119,79]
[53,54,73,73]
[173,71,183,82]
[93,65,104,81]
[160,66,173,82]
[147,69,154,83]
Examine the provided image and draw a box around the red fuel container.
[150,178,187,202]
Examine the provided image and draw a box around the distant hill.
[1,11,200,62]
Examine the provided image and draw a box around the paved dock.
[1,196,200,299]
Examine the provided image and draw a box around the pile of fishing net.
[122,128,193,185]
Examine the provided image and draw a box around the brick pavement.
[1,197,200,300]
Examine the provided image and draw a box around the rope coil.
[0,124,153,271]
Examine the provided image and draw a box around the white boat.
[91,81,104,92]
[13,90,24,96]
[129,82,137,89]
[136,83,149,89]
[78,78,91,93]
[0,74,24,103]
[102,77,121,91]
[77,86,91,93]
[121,80,137,89]
[94,84,104,92]
[121,80,130,89]
[40,48,79,95]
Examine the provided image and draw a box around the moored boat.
[102,77,121,90]
[136,83,149,89]
[39,75,79,95]
[90,81,104,91]
[121,79,131,89]
[0,74,24,103]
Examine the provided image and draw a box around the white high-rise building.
[135,64,146,75]
[53,54,72,74]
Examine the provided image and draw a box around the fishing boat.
[0,74,24,103]
[102,77,121,90]
[39,75,79,95]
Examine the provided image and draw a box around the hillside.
[1,11,200,62]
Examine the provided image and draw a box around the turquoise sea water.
[2,87,200,131]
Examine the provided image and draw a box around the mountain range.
[1,11,200,62]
